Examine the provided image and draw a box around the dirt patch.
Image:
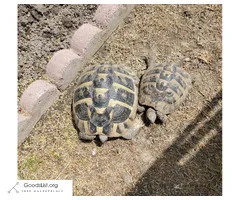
[18,4,98,100]
[18,5,222,196]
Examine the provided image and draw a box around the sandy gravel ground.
[18,4,222,196]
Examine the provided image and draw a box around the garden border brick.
[18,4,135,146]
[46,49,82,90]
[18,80,60,145]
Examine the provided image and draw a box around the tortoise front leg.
[146,108,157,123]
[137,105,145,113]
[156,110,165,123]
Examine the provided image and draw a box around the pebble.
[92,148,97,156]
[62,18,73,28]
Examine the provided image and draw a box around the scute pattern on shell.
[139,63,192,115]
[73,64,139,138]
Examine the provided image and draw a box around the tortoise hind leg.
[122,117,144,140]
[76,119,96,141]
[79,132,96,141]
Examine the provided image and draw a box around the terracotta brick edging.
[18,4,135,146]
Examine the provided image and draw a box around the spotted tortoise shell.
[72,64,139,139]
[139,63,192,115]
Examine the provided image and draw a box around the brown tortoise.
[72,64,143,143]
[138,58,193,123]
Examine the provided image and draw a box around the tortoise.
[138,58,192,124]
[72,64,143,143]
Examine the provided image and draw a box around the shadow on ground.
[126,90,222,196]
